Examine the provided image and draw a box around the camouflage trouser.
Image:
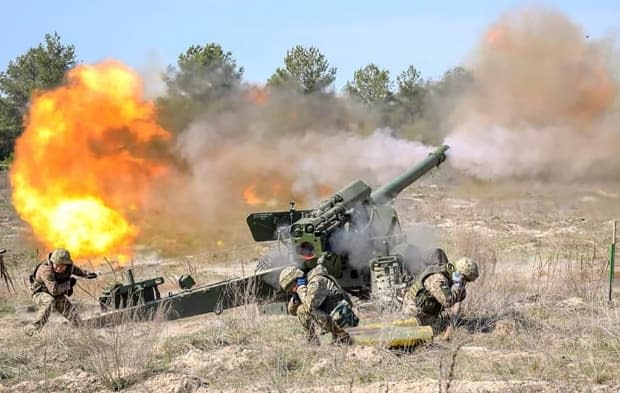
[296,303,349,344]
[31,292,81,331]
[401,294,446,334]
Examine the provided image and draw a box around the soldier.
[402,256,479,337]
[26,248,97,334]
[279,264,359,345]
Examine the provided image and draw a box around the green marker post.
[609,220,616,302]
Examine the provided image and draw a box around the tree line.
[0,33,473,161]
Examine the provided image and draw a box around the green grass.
[0,303,15,315]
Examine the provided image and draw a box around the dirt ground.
[1,169,619,392]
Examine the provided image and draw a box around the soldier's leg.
[53,296,81,327]
[418,313,440,333]
[330,323,351,346]
[311,309,351,345]
[433,313,450,335]
[401,291,420,316]
[30,292,55,332]
[400,296,426,326]
[296,304,319,345]
[329,318,352,346]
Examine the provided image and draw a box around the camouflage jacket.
[297,264,349,313]
[408,265,466,316]
[31,261,90,297]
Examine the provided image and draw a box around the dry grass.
[1,243,618,392]
[68,307,169,391]
[1,181,620,392]
[0,304,169,392]
[436,231,620,388]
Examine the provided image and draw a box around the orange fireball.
[10,60,171,263]
[242,183,265,206]
[242,181,285,207]
[241,179,332,207]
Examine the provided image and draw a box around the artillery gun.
[87,145,449,326]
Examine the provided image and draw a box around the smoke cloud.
[139,6,620,255]
[142,90,437,252]
[444,7,620,180]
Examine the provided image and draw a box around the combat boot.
[332,332,352,346]
[306,329,320,346]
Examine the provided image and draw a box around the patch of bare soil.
[290,379,618,393]
[1,370,105,393]
[4,372,616,393]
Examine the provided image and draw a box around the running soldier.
[26,248,97,334]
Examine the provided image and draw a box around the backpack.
[29,263,43,285]
[405,247,449,278]
[408,263,451,316]
[310,267,354,307]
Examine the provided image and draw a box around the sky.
[1,1,619,89]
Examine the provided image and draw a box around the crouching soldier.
[279,264,359,345]
[26,248,97,335]
[402,256,479,337]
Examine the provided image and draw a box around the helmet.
[279,267,304,290]
[453,257,479,282]
[49,248,73,266]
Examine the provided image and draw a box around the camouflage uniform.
[29,260,93,332]
[287,265,354,345]
[401,264,466,332]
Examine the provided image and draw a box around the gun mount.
[87,145,449,326]
[246,144,449,301]
[98,269,165,311]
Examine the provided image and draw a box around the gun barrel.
[370,145,449,204]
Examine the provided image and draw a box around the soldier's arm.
[297,278,329,311]
[287,300,299,316]
[449,301,462,316]
[442,301,462,341]
[70,265,88,277]
[299,279,332,324]
[424,274,461,309]
[39,270,70,296]
[287,294,301,316]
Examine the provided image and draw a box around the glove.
[450,272,465,293]
[84,272,98,279]
[291,293,301,305]
[296,277,307,287]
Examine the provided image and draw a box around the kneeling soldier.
[279,264,359,345]
[27,248,97,334]
[402,256,479,336]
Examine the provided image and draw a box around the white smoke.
[442,7,620,181]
